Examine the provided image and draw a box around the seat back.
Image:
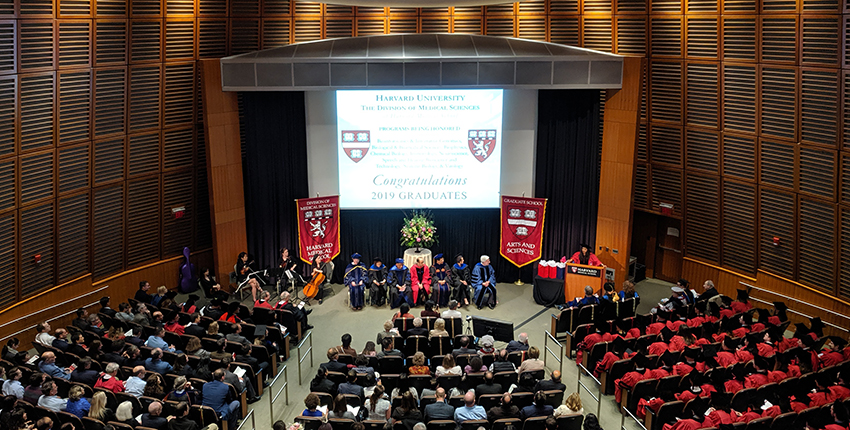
[478,394,502,410]
[82,417,106,430]
[543,390,564,408]
[362,421,388,430]
[743,417,771,430]
[507,352,524,368]
[329,418,355,430]
[555,414,583,430]
[522,416,548,430]
[627,378,658,413]
[492,418,522,430]
[409,374,433,394]
[493,371,517,389]
[576,305,596,326]
[378,356,404,374]
[653,401,684,430]
[617,298,637,318]
[404,336,428,357]
[57,411,85,430]
[731,388,755,413]
[430,337,453,356]
[511,392,533,409]
[435,374,462,391]
[295,416,324,430]
[461,420,490,430]
[427,420,457,430]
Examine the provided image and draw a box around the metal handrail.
[741,281,850,332]
[236,409,256,430]
[543,330,564,375]
[576,362,602,417]
[1,299,104,342]
[297,330,314,385]
[620,402,648,430]
[268,364,289,426]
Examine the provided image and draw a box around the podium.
[564,263,605,302]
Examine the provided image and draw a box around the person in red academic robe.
[575,321,606,365]
[731,289,753,314]
[724,366,746,394]
[568,243,603,267]
[615,318,641,339]
[636,396,666,420]
[735,410,762,423]
[615,353,652,403]
[409,258,431,306]
[743,356,770,389]
[594,336,630,377]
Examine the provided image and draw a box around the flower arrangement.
[400,210,438,251]
[287,424,303,430]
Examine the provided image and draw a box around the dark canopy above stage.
[220,33,624,91]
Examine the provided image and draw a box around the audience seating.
[521,416,547,430]
[492,418,522,430]
[554,414,583,430]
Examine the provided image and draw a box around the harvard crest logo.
[506,206,540,239]
[341,130,370,163]
[304,208,334,243]
[468,130,496,162]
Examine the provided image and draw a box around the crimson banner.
[296,195,341,264]
[500,196,547,267]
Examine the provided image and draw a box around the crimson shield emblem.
[468,130,496,162]
[341,130,370,163]
[304,208,333,244]
[506,206,540,240]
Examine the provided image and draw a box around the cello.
[303,258,325,299]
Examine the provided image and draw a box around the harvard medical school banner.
[500,196,547,267]
[296,196,341,264]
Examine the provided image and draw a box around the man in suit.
[487,393,520,423]
[184,313,206,338]
[69,357,99,386]
[221,356,259,403]
[99,296,117,318]
[125,345,146,367]
[424,387,455,421]
[71,308,89,331]
[144,348,174,374]
[519,391,554,420]
[102,341,128,366]
[133,304,152,326]
[405,318,429,338]
[506,333,529,353]
[475,372,503,396]
[203,369,241,430]
[376,337,403,359]
[534,370,566,392]
[321,348,349,373]
[225,324,251,346]
[337,369,364,401]
[38,352,70,380]
[451,336,477,357]
[235,343,269,386]
[51,329,69,352]
[141,401,169,430]
[135,281,153,304]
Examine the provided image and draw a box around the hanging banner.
[296,195,341,264]
[499,195,547,267]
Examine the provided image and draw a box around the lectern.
[564,263,605,302]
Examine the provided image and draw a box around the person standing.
[567,243,603,267]
[344,253,368,310]
[472,255,497,309]
[430,254,451,308]
[369,258,389,307]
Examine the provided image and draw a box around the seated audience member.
[166,376,197,404]
[135,281,152,303]
[134,304,152,326]
[517,346,545,374]
[328,394,356,420]
[145,348,174,374]
[364,385,391,421]
[424,387,455,421]
[406,318,429,338]
[168,401,202,430]
[301,393,325,418]
[362,341,377,357]
[619,280,641,303]
[36,417,53,430]
[24,373,46,404]
[144,373,167,398]
[465,355,487,374]
[218,302,241,324]
[376,320,396,345]
[490,349,518,373]
[89,391,116,423]
[454,391,487,423]
[275,291,313,330]
[72,308,89,330]
[102,341,128,366]
[520,391,554,420]
[225,323,250,346]
[86,314,106,336]
[352,354,377,386]
[487,392,520,423]
[564,286,599,309]
[452,336,477,357]
[125,366,147,397]
[534,370,566,392]
[583,414,603,430]
[2,367,23,399]
[99,296,116,317]
[173,353,195,378]
[322,348,349,373]
[140,401,168,430]
[38,352,70,380]
[184,314,205,338]
[392,303,414,322]
[65,385,90,418]
[421,300,440,318]
[150,285,168,307]
[475,372,503,396]
[599,282,619,302]
[391,391,422,430]
[35,322,56,347]
[94,362,125,393]
[221,356,260,403]
[506,333,530,353]
[436,354,462,377]
[115,303,134,323]
[145,327,177,352]
[429,318,449,339]
[203,369,241,430]
[478,335,496,355]
[115,401,137,427]
[441,300,462,319]
[210,338,229,360]
[69,357,98,386]
[376,336,403,359]
[337,369,365,400]
[335,333,357,356]
[697,280,718,302]
[125,345,145,367]
[164,311,185,335]
[254,290,274,310]
[310,367,336,396]
[408,351,430,375]
[553,392,584,416]
[38,380,67,412]
[51,329,70,351]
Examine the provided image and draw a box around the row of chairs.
[550,298,638,337]
[332,351,527,375]
[309,389,564,412]
[296,414,584,430]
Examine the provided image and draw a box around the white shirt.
[441,309,462,319]
[35,332,56,347]
[2,380,23,398]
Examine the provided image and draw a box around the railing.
[740,281,850,333]
[236,409,256,430]
[0,285,110,342]
[543,330,564,375]
[576,363,602,417]
[297,330,314,385]
[268,364,289,426]
[619,403,648,430]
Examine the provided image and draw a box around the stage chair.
[409,374,433,394]
[196,405,224,430]
[769,412,796,429]
[518,369,545,384]
[311,391,334,407]
[656,375,681,395]
[327,371,346,385]
[507,351,524,368]
[58,411,85,430]
[601,359,631,395]
[731,388,756,413]
[420,395,436,409]
[624,378,657,415]
[550,308,574,337]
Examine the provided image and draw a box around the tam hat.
[773,301,788,322]
[685,396,708,420]
[794,323,811,339]
[800,335,816,349]
[740,312,753,326]
[702,321,718,337]
[395,258,404,265]
[615,318,632,332]
[351,253,362,259]
[829,336,848,349]
[163,310,178,322]
[701,343,717,359]
[373,257,383,263]
[809,317,825,337]
[683,347,700,360]
[695,300,707,313]
[434,253,444,260]
[723,336,739,350]
[253,324,268,337]
[736,289,749,302]
[660,350,678,368]
[612,336,627,354]
[745,331,761,346]
[661,327,674,342]
[631,352,648,369]
[756,308,769,323]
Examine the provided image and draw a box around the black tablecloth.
[533,276,565,307]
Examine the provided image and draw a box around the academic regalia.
[704,410,734,427]
[661,419,703,430]
[594,351,622,377]
[743,371,769,389]
[828,385,850,402]
[472,262,497,309]
[344,258,368,309]
[570,250,603,266]
[724,379,744,394]
[430,259,451,308]
[735,349,754,363]
[649,367,670,379]
[767,370,787,383]
[410,263,431,306]
[451,261,472,305]
[821,350,844,368]
[368,262,389,306]
[615,369,652,403]
[716,351,737,368]
[666,320,687,332]
[735,411,762,423]
[388,262,413,308]
[761,405,782,418]
[565,295,599,308]
[636,397,665,420]
[647,322,666,335]
[648,342,669,356]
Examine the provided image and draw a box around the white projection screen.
[336,89,504,209]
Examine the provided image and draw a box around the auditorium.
[1,0,849,430]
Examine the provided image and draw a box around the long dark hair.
[333,394,348,415]
[370,385,384,412]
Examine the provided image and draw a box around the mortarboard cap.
[615,318,632,332]
[351,253,362,259]
[253,324,268,337]
[373,257,383,263]
[579,243,591,250]
[708,301,721,317]
[695,300,707,313]
[661,327,674,342]
[736,289,749,302]
[809,317,825,337]
[684,346,700,360]
[702,344,717,359]
[829,336,848,349]
[661,350,678,368]
[631,352,648,369]
[612,336,626,354]
[756,308,769,323]
[434,253,444,260]
[753,355,769,371]
[723,336,739,350]
[395,258,404,264]
[794,323,811,339]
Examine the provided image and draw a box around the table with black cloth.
[533,276,565,307]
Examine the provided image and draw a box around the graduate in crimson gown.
[567,242,603,266]
[409,257,431,306]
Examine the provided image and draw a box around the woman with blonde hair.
[151,285,168,307]
[65,385,90,418]
[516,346,545,374]
[207,321,222,338]
[428,318,448,339]
[115,401,136,426]
[619,280,640,303]
[554,392,584,416]
[89,391,116,422]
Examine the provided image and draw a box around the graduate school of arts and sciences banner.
[500,196,547,267]
[296,196,341,264]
